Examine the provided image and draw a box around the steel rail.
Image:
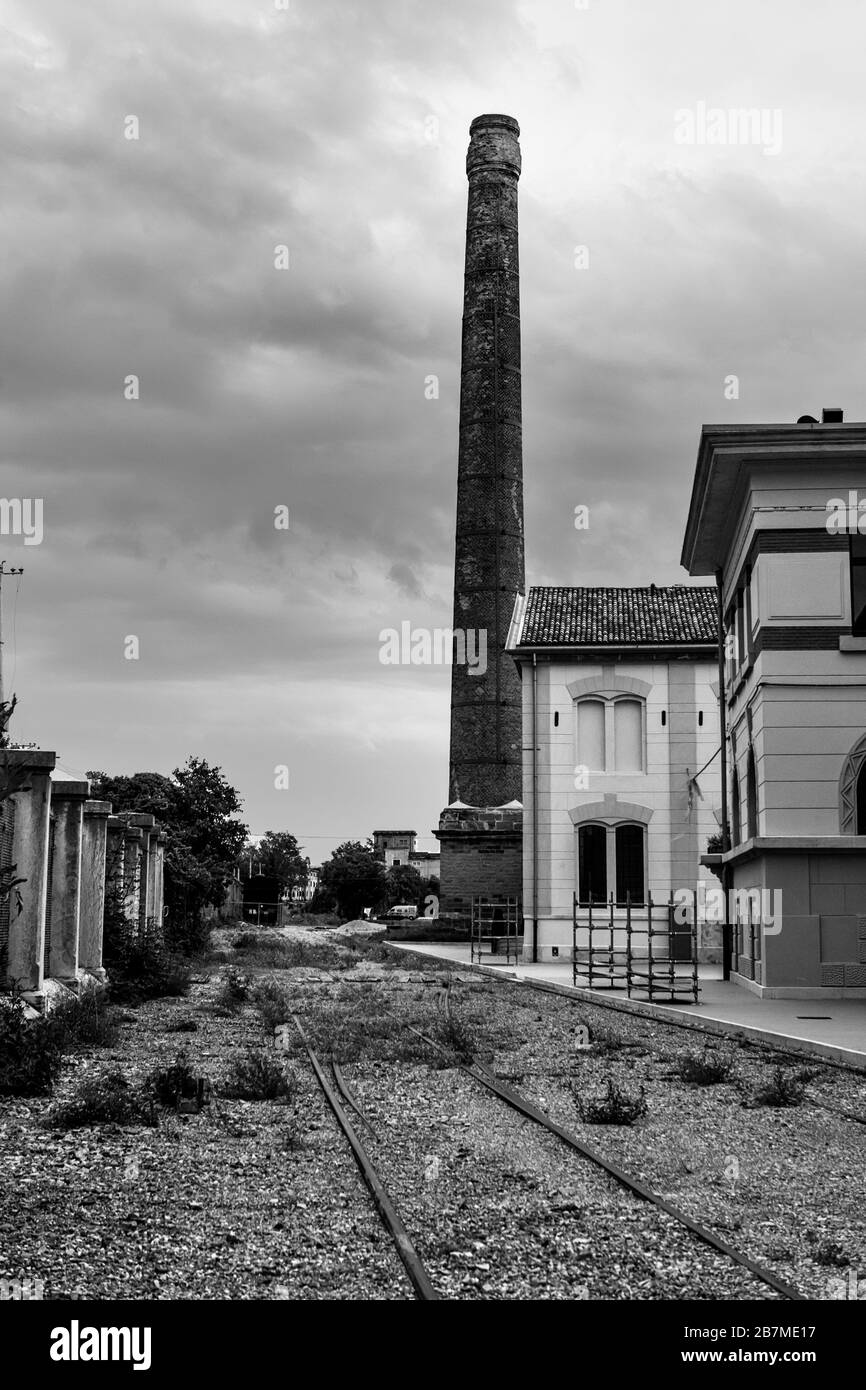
[405,1024,806,1301]
[331,1057,380,1141]
[292,1016,439,1301]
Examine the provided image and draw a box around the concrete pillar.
[151,831,166,926]
[79,800,111,979]
[45,779,91,986]
[126,814,156,929]
[1,750,57,1000]
[122,826,144,930]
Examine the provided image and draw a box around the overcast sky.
[2,0,866,861]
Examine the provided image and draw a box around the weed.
[675,1048,734,1085]
[588,1024,627,1053]
[214,967,250,1011]
[148,1053,201,1108]
[222,1049,297,1101]
[43,1070,156,1129]
[0,990,64,1096]
[811,1237,848,1268]
[753,1068,806,1108]
[252,977,290,1033]
[575,1079,647,1126]
[232,931,260,950]
[433,1012,477,1065]
[46,986,119,1050]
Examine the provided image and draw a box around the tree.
[87,758,247,951]
[244,831,309,897]
[381,863,425,912]
[316,841,386,921]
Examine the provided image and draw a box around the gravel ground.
[1,923,863,1300]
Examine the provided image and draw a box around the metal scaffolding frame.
[470,896,520,965]
[572,892,700,1004]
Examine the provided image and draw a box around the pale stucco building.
[683,411,866,997]
[507,586,722,963]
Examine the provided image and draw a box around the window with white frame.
[576,696,644,773]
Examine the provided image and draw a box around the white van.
[384,904,418,921]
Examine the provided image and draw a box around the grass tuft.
[43,1070,156,1129]
[575,1079,647,1126]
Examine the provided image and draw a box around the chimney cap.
[470,113,520,136]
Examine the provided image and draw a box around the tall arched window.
[578,824,607,902]
[731,769,741,845]
[857,761,866,835]
[615,823,645,904]
[577,700,605,771]
[746,749,758,840]
[613,699,642,771]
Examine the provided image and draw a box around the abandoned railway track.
[290,997,808,1301]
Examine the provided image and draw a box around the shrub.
[43,1070,156,1129]
[675,1048,734,1085]
[105,923,191,1005]
[0,991,63,1096]
[148,1053,202,1109]
[46,986,119,1050]
[753,1067,806,1108]
[812,1237,848,1268]
[214,966,249,1010]
[576,1079,647,1126]
[588,1024,627,1053]
[232,931,260,950]
[222,1049,296,1101]
[253,977,290,1033]
[434,1012,477,1065]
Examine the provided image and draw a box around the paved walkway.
[387,941,866,1068]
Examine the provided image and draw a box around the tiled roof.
[514,586,717,647]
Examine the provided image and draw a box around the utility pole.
[0,562,23,714]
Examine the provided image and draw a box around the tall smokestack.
[448,113,525,807]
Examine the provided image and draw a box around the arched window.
[577,700,605,771]
[615,823,645,904]
[613,699,642,771]
[731,769,741,845]
[577,821,646,906]
[578,824,607,902]
[857,761,866,835]
[746,750,758,840]
[575,695,645,773]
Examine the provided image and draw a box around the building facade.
[682,411,866,997]
[508,586,722,963]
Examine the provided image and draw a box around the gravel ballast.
[1,924,863,1300]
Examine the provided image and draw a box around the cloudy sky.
[2,0,865,862]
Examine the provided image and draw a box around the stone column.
[45,779,91,986]
[122,825,144,930]
[1,749,57,1001]
[79,800,111,980]
[126,814,156,930]
[152,832,166,926]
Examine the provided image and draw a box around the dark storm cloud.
[3,0,866,850]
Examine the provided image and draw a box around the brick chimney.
[448,113,525,807]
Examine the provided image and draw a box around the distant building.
[290,867,319,904]
[507,585,721,963]
[372,830,417,869]
[408,850,440,880]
